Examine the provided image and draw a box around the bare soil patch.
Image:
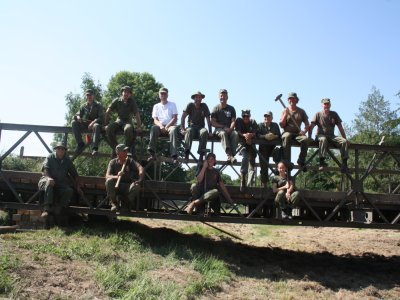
[1,219,400,299]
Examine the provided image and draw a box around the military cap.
[85,89,94,95]
[53,142,67,150]
[264,111,273,117]
[241,109,251,117]
[288,92,299,99]
[191,91,205,100]
[321,98,331,104]
[219,89,228,94]
[115,144,129,152]
[120,86,132,93]
[159,87,169,93]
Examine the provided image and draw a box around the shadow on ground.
[67,218,400,292]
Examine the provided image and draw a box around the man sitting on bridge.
[180,91,212,162]
[105,86,142,158]
[186,153,234,215]
[211,89,238,163]
[38,142,82,218]
[105,144,144,212]
[71,89,104,156]
[309,98,349,173]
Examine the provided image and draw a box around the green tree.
[348,86,400,193]
[351,86,399,143]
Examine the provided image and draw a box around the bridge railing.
[1,122,400,228]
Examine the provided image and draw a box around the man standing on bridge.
[38,142,82,218]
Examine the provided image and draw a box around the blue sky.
[0,0,399,157]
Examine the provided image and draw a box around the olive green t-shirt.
[184,102,210,128]
[108,97,139,123]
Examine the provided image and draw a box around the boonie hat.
[321,98,331,104]
[264,111,273,117]
[191,91,205,100]
[85,89,94,95]
[53,142,67,150]
[219,89,228,94]
[159,87,168,93]
[115,144,129,152]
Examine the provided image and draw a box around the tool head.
[275,94,283,101]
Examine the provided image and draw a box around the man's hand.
[117,170,125,177]
[47,177,55,187]
[225,127,233,134]
[264,133,278,141]
[88,121,95,130]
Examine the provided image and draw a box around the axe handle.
[115,159,128,188]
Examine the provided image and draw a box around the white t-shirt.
[152,101,178,125]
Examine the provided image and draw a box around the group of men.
[39,88,349,219]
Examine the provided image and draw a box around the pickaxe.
[274,94,302,133]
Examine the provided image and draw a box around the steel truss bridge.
[0,122,399,229]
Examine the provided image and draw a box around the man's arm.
[308,123,316,138]
[105,107,112,125]
[218,180,235,204]
[165,114,178,129]
[337,123,347,139]
[196,161,208,183]
[135,112,142,133]
[180,111,188,130]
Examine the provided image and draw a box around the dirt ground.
[1,219,400,299]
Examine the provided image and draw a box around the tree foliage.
[350,86,399,143]
[347,86,400,193]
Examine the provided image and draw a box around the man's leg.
[247,146,257,187]
[147,125,160,155]
[215,128,230,155]
[229,130,239,156]
[240,146,249,191]
[106,122,121,150]
[168,125,179,158]
[316,135,328,170]
[105,178,119,211]
[198,128,208,155]
[183,127,194,152]
[38,177,54,216]
[123,123,135,148]
[57,186,73,208]
[281,132,293,162]
[331,136,349,173]
[258,146,270,186]
[128,183,140,210]
[295,135,311,165]
[92,123,102,150]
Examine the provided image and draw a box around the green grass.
[0,254,19,295]
[2,222,232,299]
